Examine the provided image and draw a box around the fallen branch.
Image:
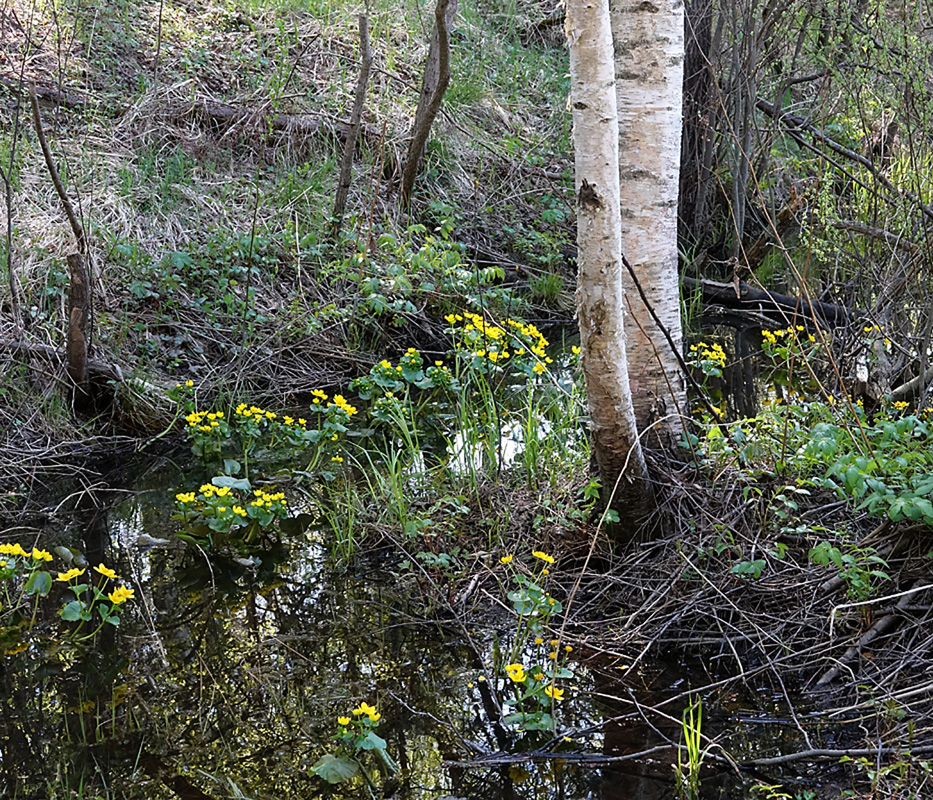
[815,579,931,687]
[0,73,93,110]
[0,339,121,383]
[682,276,862,328]
[183,100,378,143]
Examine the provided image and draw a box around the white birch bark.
[610,0,687,441]
[567,0,649,504]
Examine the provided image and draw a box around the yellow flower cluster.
[328,394,358,418]
[505,318,549,357]
[185,410,224,432]
[532,550,555,564]
[892,400,910,411]
[447,312,553,371]
[352,702,381,722]
[282,415,307,427]
[176,491,196,504]
[761,325,806,346]
[0,544,53,562]
[56,567,86,582]
[505,663,527,683]
[311,389,328,405]
[198,484,233,500]
[689,341,726,366]
[235,403,277,421]
[250,488,286,508]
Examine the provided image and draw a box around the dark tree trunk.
[399,0,456,205]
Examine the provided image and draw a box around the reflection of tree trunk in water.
[78,488,116,652]
[594,666,678,800]
[600,716,676,799]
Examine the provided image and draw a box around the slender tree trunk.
[30,82,92,407]
[331,13,372,238]
[567,0,651,530]
[610,0,687,444]
[399,0,456,205]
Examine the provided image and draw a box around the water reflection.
[1,455,817,800]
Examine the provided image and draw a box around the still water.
[0,452,819,799]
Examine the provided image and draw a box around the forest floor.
[1,1,933,798]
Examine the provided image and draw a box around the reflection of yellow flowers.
[544,685,564,701]
[337,716,351,726]
[94,564,117,580]
[108,585,135,605]
[56,568,86,582]
[505,663,527,683]
[352,702,381,722]
[532,551,555,564]
[499,554,513,564]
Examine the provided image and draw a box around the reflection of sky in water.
[89,458,622,799]
[0,434,815,799]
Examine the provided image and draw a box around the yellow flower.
[94,564,117,580]
[337,716,351,726]
[233,506,247,517]
[565,645,573,652]
[108,585,135,605]
[532,362,546,375]
[532,551,555,564]
[31,548,53,562]
[505,663,526,683]
[352,701,380,722]
[56,568,86,582]
[185,380,194,387]
[543,685,564,701]
[549,651,558,660]
[533,672,544,681]
[534,637,543,644]
[499,554,513,564]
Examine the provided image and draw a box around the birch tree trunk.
[610,0,687,443]
[567,0,651,525]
